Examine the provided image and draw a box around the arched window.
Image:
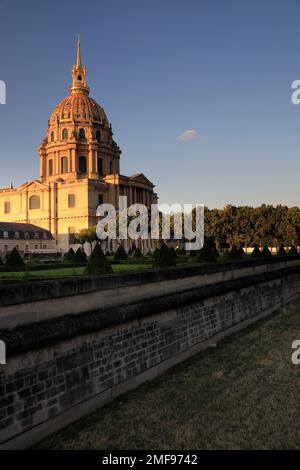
[50,131,54,142]
[4,201,10,214]
[96,130,101,142]
[61,157,68,173]
[29,195,40,210]
[79,156,87,173]
[77,75,82,82]
[97,158,103,176]
[62,128,68,141]
[68,194,76,208]
[49,159,53,176]
[79,128,85,140]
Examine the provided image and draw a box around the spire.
[76,34,82,68]
[70,35,89,95]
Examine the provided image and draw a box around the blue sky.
[1,0,300,208]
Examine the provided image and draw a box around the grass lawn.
[0,263,153,280]
[35,298,300,450]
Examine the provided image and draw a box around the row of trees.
[76,205,300,252]
[200,205,300,248]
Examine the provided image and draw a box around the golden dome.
[49,93,109,127]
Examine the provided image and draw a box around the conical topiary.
[153,243,176,268]
[73,247,87,263]
[261,245,272,258]
[169,246,178,259]
[133,247,143,258]
[277,245,287,257]
[0,256,3,266]
[288,245,298,256]
[152,247,159,259]
[251,244,262,258]
[238,246,247,258]
[114,245,128,260]
[5,247,25,267]
[228,244,243,260]
[85,243,112,274]
[197,239,218,263]
[63,248,76,262]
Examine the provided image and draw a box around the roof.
[0,222,53,238]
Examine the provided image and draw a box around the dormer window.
[62,128,68,141]
[79,128,85,140]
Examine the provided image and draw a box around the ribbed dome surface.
[49,93,109,127]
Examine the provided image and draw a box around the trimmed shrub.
[238,246,247,258]
[152,247,159,259]
[251,244,262,258]
[169,246,178,259]
[73,247,87,263]
[261,245,272,258]
[228,244,243,260]
[153,243,176,268]
[85,243,112,274]
[114,245,128,260]
[63,248,76,262]
[0,256,2,266]
[288,245,299,256]
[197,239,218,263]
[133,247,143,258]
[277,245,287,257]
[5,247,25,267]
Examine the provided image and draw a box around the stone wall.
[0,260,300,449]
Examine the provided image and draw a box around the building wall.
[0,259,300,449]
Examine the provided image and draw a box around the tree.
[74,230,86,249]
[63,248,75,262]
[114,245,128,260]
[261,245,272,258]
[169,246,178,259]
[5,247,25,267]
[251,244,262,258]
[228,244,243,260]
[85,243,112,274]
[73,247,87,263]
[277,245,287,257]
[197,239,218,263]
[153,243,176,268]
[288,246,299,256]
[133,247,143,258]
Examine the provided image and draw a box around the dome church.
[0,37,157,253]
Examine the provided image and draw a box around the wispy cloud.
[178,129,198,141]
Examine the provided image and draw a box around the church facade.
[0,38,157,253]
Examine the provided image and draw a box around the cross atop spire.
[76,34,82,68]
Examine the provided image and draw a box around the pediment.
[18,180,48,192]
[129,173,154,187]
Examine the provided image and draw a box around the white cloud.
[178,129,198,141]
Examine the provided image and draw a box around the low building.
[0,222,54,255]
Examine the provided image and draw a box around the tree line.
[201,204,300,248]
